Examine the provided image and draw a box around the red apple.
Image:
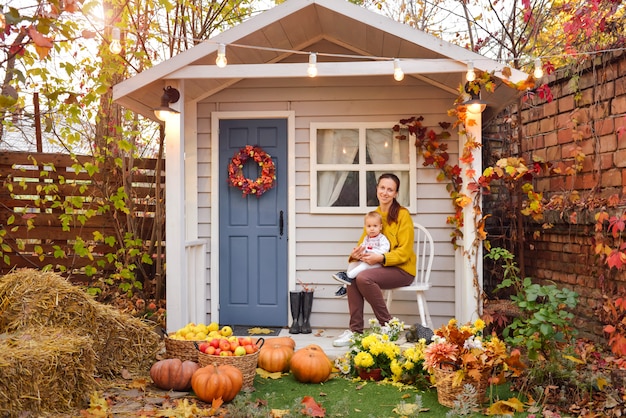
[219,339,231,351]
[198,342,210,353]
[239,337,253,346]
[204,346,216,355]
[209,338,220,349]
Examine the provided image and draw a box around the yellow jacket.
[353,207,416,277]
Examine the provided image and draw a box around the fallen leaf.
[256,368,283,379]
[301,396,325,417]
[270,409,291,417]
[485,398,524,415]
[248,327,272,334]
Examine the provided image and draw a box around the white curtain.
[366,129,409,207]
[316,128,409,207]
[317,129,359,207]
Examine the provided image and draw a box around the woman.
[333,173,416,347]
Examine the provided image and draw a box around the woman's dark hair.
[378,173,401,224]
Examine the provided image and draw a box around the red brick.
[561,142,578,159]
[544,131,558,147]
[556,112,572,129]
[557,128,573,144]
[551,176,565,190]
[594,118,614,136]
[616,77,626,96]
[559,95,575,112]
[536,177,550,192]
[595,81,614,102]
[524,121,540,137]
[614,150,626,168]
[547,145,561,161]
[599,134,617,153]
[543,100,558,117]
[540,117,555,133]
[601,169,622,186]
[600,153,613,170]
[612,94,626,114]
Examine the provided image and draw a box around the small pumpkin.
[258,343,294,372]
[150,358,200,391]
[191,364,243,403]
[289,344,333,383]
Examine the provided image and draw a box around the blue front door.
[218,119,288,327]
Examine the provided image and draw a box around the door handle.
[279,210,284,236]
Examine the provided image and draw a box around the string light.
[393,59,404,81]
[109,27,122,54]
[533,57,543,79]
[466,61,475,82]
[216,43,227,68]
[307,52,318,78]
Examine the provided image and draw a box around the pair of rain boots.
[288,291,313,334]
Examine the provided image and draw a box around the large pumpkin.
[258,343,294,372]
[257,336,296,350]
[150,358,200,391]
[191,364,243,403]
[289,344,333,383]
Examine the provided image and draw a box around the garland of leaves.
[228,145,276,197]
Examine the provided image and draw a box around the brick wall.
[484,51,626,340]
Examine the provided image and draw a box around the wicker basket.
[433,367,491,408]
[197,349,261,388]
[164,335,203,362]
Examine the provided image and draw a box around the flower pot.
[358,367,383,381]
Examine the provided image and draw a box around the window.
[310,123,416,213]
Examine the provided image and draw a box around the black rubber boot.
[300,291,314,334]
[289,291,302,334]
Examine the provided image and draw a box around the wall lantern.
[153,86,180,121]
[463,82,486,114]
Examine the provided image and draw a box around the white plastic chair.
[385,222,434,329]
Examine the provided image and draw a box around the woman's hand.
[361,252,384,265]
[350,246,365,261]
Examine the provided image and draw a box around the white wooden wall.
[194,75,458,330]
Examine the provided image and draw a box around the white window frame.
[310,122,417,214]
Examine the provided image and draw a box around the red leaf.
[301,396,325,417]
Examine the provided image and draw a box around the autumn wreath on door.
[228,145,276,197]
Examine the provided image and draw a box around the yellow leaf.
[270,409,291,417]
[256,368,283,379]
[485,397,524,415]
[563,355,585,364]
[248,327,272,334]
[596,376,608,390]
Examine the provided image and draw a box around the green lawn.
[238,373,528,417]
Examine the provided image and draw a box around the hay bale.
[0,269,161,377]
[0,328,97,416]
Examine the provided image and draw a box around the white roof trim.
[166,59,468,79]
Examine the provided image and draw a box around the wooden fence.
[0,152,164,284]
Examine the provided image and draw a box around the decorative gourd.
[191,364,243,403]
[289,344,333,383]
[257,343,294,372]
[257,336,296,350]
[150,358,200,391]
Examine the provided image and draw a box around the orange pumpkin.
[150,358,200,391]
[191,364,243,403]
[289,344,333,383]
[257,336,296,350]
[258,343,294,372]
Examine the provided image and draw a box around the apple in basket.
[234,346,247,356]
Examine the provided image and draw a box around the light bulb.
[393,59,404,81]
[307,53,318,78]
[109,27,122,54]
[533,57,543,79]
[466,61,476,82]
[216,43,227,68]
